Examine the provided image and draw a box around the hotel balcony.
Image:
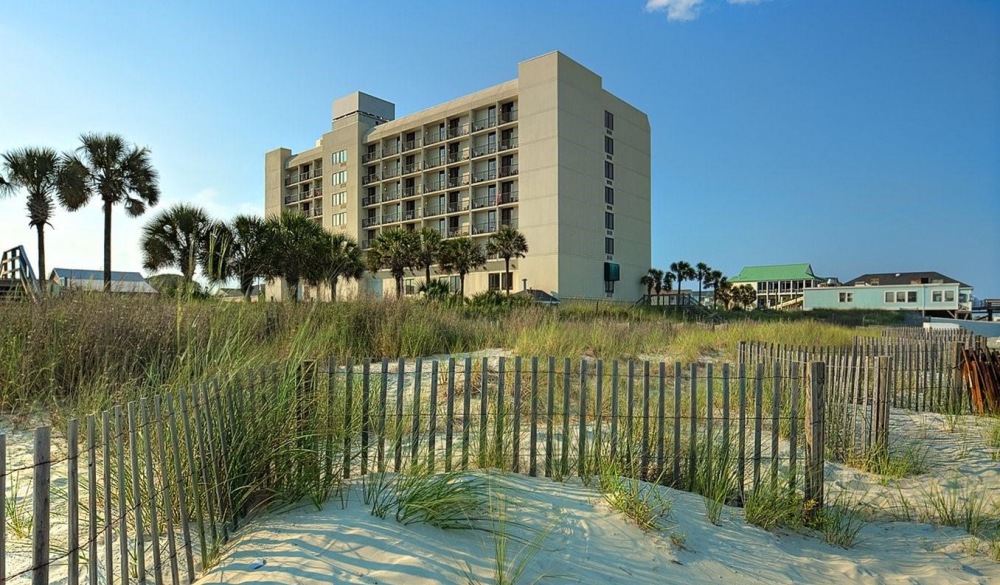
[424,129,446,145]
[471,196,496,209]
[283,194,298,205]
[382,167,401,180]
[499,164,519,178]
[383,143,400,156]
[472,221,497,235]
[362,195,379,207]
[362,174,379,186]
[383,191,401,202]
[361,217,379,228]
[362,151,380,164]
[446,201,470,213]
[401,186,418,197]
[424,156,443,170]
[499,138,518,151]
[361,240,372,250]
[382,213,401,224]
[447,149,470,164]
[403,209,417,221]
[499,190,519,204]
[472,116,497,132]
[471,143,497,158]
[402,139,421,152]
[499,109,518,124]
[447,124,470,139]
[312,207,323,217]
[423,181,444,193]
[402,162,422,175]
[447,227,469,238]
[447,175,469,188]
[423,205,444,217]
[471,169,497,184]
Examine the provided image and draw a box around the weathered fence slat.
[67,419,79,585]
[32,427,51,585]
[578,359,588,478]
[512,356,523,474]
[529,357,539,477]
[445,358,456,473]
[805,362,826,515]
[139,400,164,585]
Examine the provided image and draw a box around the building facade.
[728,264,828,309]
[264,51,651,301]
[803,271,974,317]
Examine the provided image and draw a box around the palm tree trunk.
[331,277,338,302]
[425,265,432,289]
[36,224,46,290]
[459,273,466,298]
[504,257,511,295]
[103,199,113,292]
[241,275,253,300]
[396,276,403,298]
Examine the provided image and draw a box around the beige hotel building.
[264,51,650,301]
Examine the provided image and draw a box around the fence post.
[873,357,890,456]
[32,427,51,585]
[805,362,826,516]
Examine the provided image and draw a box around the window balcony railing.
[313,189,323,198]
[382,167,400,180]
[401,186,418,197]
[499,164,519,178]
[471,143,497,158]
[446,201,469,213]
[312,168,323,178]
[362,151,380,163]
[402,139,421,152]
[447,150,470,164]
[424,130,446,145]
[362,174,379,185]
[299,191,311,201]
[403,209,417,221]
[313,207,323,217]
[447,175,469,188]
[361,217,379,228]
[472,221,497,235]
[284,195,298,205]
[471,196,496,209]
[499,138,518,151]
[500,109,518,124]
[402,162,422,175]
[382,213,401,224]
[471,170,497,184]
[447,227,469,238]
[423,205,444,217]
[383,191,401,202]
[424,157,442,170]
[499,190,519,204]
[361,240,372,250]
[423,181,444,193]
[383,143,400,156]
[501,218,518,229]
[472,117,497,132]
[447,124,469,139]
[362,195,379,207]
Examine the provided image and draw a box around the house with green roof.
[729,263,831,309]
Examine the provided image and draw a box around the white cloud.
[645,0,704,21]
[645,0,766,21]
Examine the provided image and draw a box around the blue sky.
[1,0,998,296]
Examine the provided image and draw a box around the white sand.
[196,472,998,585]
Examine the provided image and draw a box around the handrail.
[0,245,41,300]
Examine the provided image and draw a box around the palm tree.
[439,237,487,298]
[733,285,757,310]
[695,262,711,307]
[58,133,160,291]
[202,214,269,300]
[140,203,211,285]
[323,232,365,301]
[650,268,665,305]
[640,269,659,303]
[1,147,63,280]
[263,211,328,301]
[669,261,695,307]
[706,269,724,309]
[714,276,732,310]
[486,226,528,295]
[367,228,419,298]
[415,227,443,289]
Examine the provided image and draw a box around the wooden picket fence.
[0,356,831,584]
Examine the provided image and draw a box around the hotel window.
[907,291,917,303]
[895,291,905,302]
[605,136,614,155]
[605,237,614,255]
[604,161,614,180]
[605,186,614,205]
[605,212,614,230]
[331,170,348,185]
[932,291,942,302]
[333,191,348,206]
[944,290,955,302]
[488,272,513,291]
[839,292,853,303]
[604,110,614,130]
[885,291,894,303]
[331,150,348,165]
